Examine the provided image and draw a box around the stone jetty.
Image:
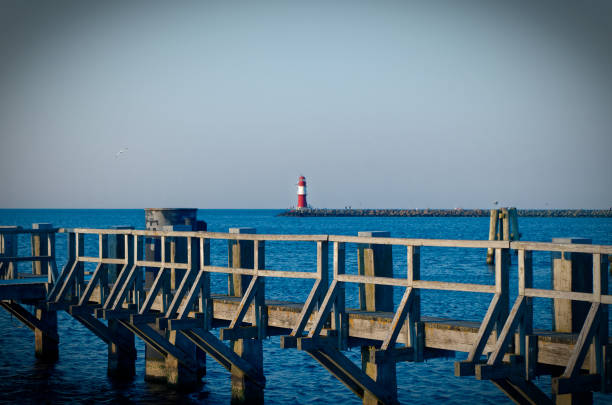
[277,208,612,217]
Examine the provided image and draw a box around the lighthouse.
[297,176,307,210]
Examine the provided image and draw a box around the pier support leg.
[108,319,135,378]
[551,237,594,405]
[166,330,199,388]
[231,338,264,405]
[34,307,58,361]
[361,347,397,405]
[144,209,202,387]
[228,227,265,404]
[358,231,397,405]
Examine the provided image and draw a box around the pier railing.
[3,226,612,403]
[0,225,58,283]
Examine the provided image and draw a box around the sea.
[0,209,611,404]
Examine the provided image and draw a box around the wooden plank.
[202,265,319,279]
[335,274,495,293]
[78,257,125,264]
[329,235,510,249]
[525,288,596,302]
[511,241,612,255]
[135,260,189,269]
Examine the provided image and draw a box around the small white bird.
[115,148,128,158]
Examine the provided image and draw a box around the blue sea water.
[0,209,611,404]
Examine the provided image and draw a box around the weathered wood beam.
[0,301,59,341]
[180,328,266,387]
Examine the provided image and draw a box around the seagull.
[115,148,128,158]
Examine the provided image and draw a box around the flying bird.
[115,148,128,158]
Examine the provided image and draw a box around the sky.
[1,0,611,209]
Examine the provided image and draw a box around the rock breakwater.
[277,208,612,217]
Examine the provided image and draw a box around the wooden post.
[108,226,133,284]
[107,228,136,379]
[143,208,199,386]
[551,238,593,333]
[0,226,20,279]
[31,223,53,276]
[509,207,520,241]
[358,231,397,405]
[487,209,499,264]
[228,227,256,297]
[501,208,510,241]
[34,306,58,361]
[229,228,265,405]
[357,231,393,312]
[551,237,594,404]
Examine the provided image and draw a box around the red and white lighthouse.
[297,176,307,210]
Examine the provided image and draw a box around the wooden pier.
[1,220,612,404]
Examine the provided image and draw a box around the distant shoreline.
[277,208,612,217]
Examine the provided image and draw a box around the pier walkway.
[1,225,611,404]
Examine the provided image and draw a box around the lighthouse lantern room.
[297,176,307,210]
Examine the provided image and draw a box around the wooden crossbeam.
[120,321,197,371]
[177,270,207,319]
[455,293,503,376]
[381,287,414,351]
[308,280,339,338]
[0,301,59,341]
[78,263,105,306]
[562,302,601,379]
[165,266,197,317]
[280,279,323,348]
[492,377,553,405]
[229,275,260,329]
[103,263,133,309]
[307,347,398,405]
[69,312,136,357]
[51,261,79,302]
[109,265,139,310]
[139,267,167,315]
[487,295,527,366]
[180,328,266,387]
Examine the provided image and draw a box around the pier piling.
[228,227,265,405]
[358,231,397,405]
[551,238,598,404]
[107,225,136,378]
[144,209,201,387]
[31,223,59,360]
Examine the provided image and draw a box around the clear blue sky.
[1,0,611,209]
